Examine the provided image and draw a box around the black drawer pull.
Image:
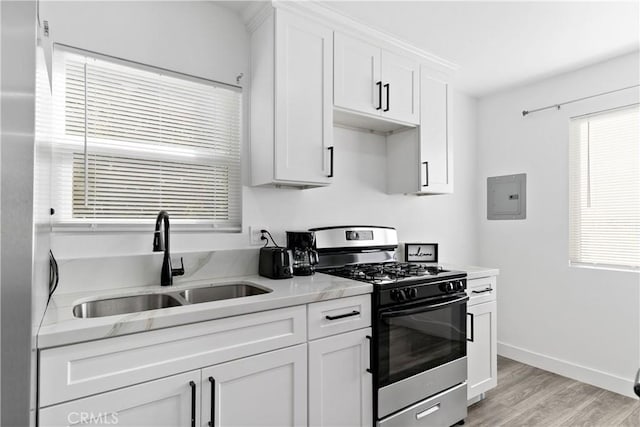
[423,161,429,187]
[472,287,493,294]
[365,335,372,373]
[384,83,390,112]
[327,146,334,178]
[208,376,215,426]
[325,310,360,321]
[189,381,196,427]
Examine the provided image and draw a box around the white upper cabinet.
[334,33,419,126]
[251,8,334,187]
[386,66,453,195]
[381,50,420,124]
[334,34,381,116]
[419,68,453,194]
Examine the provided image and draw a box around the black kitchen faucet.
[153,210,184,286]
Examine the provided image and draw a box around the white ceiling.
[218,1,640,97]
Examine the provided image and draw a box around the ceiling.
[218,1,640,97]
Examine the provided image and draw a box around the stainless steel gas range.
[311,225,468,427]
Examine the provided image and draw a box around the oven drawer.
[378,383,467,427]
[467,276,496,305]
[308,294,371,340]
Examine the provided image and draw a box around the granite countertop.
[38,273,372,349]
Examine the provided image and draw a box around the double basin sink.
[73,283,272,319]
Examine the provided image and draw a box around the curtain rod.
[522,84,640,117]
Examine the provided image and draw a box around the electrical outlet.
[249,226,268,246]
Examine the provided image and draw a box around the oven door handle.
[380,295,469,318]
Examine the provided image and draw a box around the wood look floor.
[466,357,640,427]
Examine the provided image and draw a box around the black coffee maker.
[286,231,319,276]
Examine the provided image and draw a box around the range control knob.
[455,281,465,291]
[445,282,455,293]
[391,289,407,302]
[408,288,418,300]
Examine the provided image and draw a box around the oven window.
[378,298,467,387]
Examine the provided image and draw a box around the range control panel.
[379,277,467,306]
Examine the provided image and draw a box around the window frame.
[568,103,640,272]
[50,44,243,233]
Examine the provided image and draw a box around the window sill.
[51,222,242,233]
[569,262,640,274]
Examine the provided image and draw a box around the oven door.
[376,293,469,418]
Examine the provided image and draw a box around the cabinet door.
[334,33,381,116]
[39,370,201,427]
[274,9,333,185]
[381,50,419,124]
[467,301,498,400]
[201,344,307,427]
[309,328,373,427]
[419,69,453,194]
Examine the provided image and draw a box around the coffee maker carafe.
[286,231,319,276]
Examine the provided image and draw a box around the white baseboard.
[497,341,638,399]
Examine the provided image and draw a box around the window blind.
[569,104,640,269]
[51,46,242,230]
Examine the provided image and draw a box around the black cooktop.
[319,262,465,286]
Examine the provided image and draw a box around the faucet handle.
[172,257,185,277]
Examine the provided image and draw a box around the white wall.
[477,51,640,398]
[39,1,247,87]
[43,1,480,266]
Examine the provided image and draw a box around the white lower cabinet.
[40,345,307,427]
[201,344,307,427]
[39,370,201,427]
[467,299,497,400]
[308,328,373,427]
[39,298,373,427]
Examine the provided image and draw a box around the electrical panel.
[487,173,526,220]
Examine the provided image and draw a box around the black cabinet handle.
[325,310,360,321]
[189,381,196,427]
[384,83,390,112]
[376,81,382,110]
[467,313,474,342]
[208,377,215,427]
[422,162,429,187]
[327,146,334,178]
[472,287,493,294]
[365,335,372,373]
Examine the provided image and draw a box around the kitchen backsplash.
[56,249,260,295]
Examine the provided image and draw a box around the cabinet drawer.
[467,276,496,306]
[39,370,200,427]
[379,383,467,427]
[39,305,306,407]
[308,295,371,340]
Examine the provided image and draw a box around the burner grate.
[323,262,450,284]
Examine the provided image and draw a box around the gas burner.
[324,262,454,285]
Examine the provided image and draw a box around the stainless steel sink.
[73,294,183,318]
[180,283,271,304]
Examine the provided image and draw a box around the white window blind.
[569,104,640,269]
[51,46,242,230]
